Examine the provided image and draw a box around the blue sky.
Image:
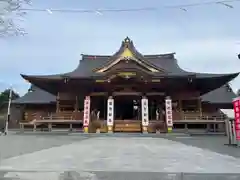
[0,0,240,95]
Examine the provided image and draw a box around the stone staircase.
[114,120,142,132]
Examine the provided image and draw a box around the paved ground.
[1,134,240,179]
[164,135,240,158]
[0,133,88,160]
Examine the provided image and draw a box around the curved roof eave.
[20,74,63,81]
[195,72,239,95]
[195,72,240,79]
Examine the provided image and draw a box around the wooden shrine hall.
[13,37,239,133]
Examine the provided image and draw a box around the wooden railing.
[23,111,49,122]
[182,111,226,121]
[40,111,83,120]
[20,111,84,131]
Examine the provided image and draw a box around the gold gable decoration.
[96,37,161,73]
[120,48,134,58]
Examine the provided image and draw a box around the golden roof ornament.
[123,36,132,47]
[120,37,134,58]
[124,36,130,42]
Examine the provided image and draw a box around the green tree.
[0,89,20,107]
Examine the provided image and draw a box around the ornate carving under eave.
[96,55,160,73]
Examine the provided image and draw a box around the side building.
[13,37,239,133]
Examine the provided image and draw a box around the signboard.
[141,98,149,126]
[83,96,91,127]
[165,98,173,127]
[107,98,114,126]
[233,97,240,140]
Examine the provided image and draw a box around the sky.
[0,0,240,95]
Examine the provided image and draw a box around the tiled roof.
[201,84,236,104]
[12,85,56,104]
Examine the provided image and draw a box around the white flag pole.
[4,85,13,135]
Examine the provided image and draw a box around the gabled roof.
[20,37,239,79]
[12,85,56,104]
[19,37,239,96]
[65,52,193,78]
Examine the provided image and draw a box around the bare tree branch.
[0,0,30,37]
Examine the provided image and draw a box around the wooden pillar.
[104,96,106,120]
[74,95,79,112]
[179,99,183,119]
[56,92,60,112]
[198,98,202,117]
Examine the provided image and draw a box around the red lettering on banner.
[236,113,239,118]
[235,124,240,130]
[235,101,239,107]
[233,98,240,140]
[236,130,240,140]
[236,118,240,123]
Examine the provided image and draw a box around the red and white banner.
[165,98,173,127]
[141,98,149,126]
[233,97,240,140]
[83,96,91,127]
[107,98,114,126]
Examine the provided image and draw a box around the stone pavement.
[1,135,240,179]
[0,134,88,160]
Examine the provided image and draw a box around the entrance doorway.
[115,97,140,120]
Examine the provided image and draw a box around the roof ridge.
[81,53,176,59]
[81,54,111,58]
[144,53,175,59]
